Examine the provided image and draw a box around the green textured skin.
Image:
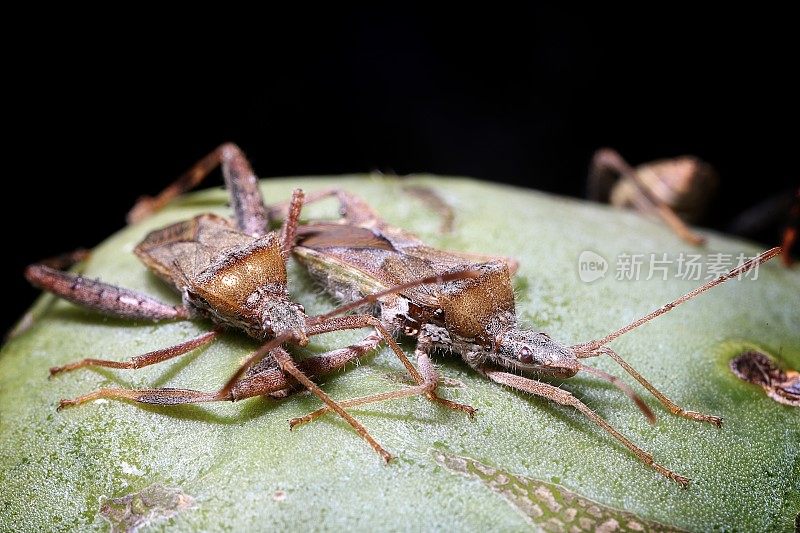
[1,176,798,532]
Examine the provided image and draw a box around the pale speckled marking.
[99,483,195,533]
[433,451,685,532]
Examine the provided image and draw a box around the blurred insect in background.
[588,148,718,245]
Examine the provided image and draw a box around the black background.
[5,8,797,336]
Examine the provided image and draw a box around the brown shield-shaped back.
[135,213,288,318]
[135,214,254,286]
[190,234,287,317]
[437,262,515,338]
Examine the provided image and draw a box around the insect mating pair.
[27,143,781,486]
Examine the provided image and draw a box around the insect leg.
[588,148,621,203]
[7,249,93,340]
[414,345,476,415]
[584,347,723,426]
[127,143,269,237]
[213,333,394,461]
[35,248,92,270]
[57,367,294,409]
[296,331,383,377]
[270,346,393,462]
[402,184,455,233]
[306,315,422,383]
[59,357,392,464]
[221,333,384,400]
[267,188,386,228]
[279,189,304,259]
[484,368,690,487]
[49,330,219,376]
[58,388,228,409]
[290,346,475,429]
[270,173,457,232]
[25,263,188,321]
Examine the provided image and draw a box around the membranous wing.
[294,223,497,309]
[135,214,254,286]
[136,213,288,324]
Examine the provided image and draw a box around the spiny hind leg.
[58,387,227,410]
[8,249,93,340]
[127,143,269,237]
[58,366,294,410]
[55,333,399,462]
[25,262,188,321]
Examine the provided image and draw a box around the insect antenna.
[576,246,781,353]
[308,269,482,324]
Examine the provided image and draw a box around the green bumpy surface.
[1,176,798,532]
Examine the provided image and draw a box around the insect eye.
[519,346,533,364]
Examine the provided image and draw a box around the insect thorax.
[437,262,516,339]
[182,234,302,339]
[185,283,303,339]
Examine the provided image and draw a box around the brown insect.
[103,143,780,483]
[26,144,476,461]
[588,148,718,245]
[260,190,780,487]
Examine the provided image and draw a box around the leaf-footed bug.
[270,190,780,487]
[118,144,782,484]
[26,143,478,461]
